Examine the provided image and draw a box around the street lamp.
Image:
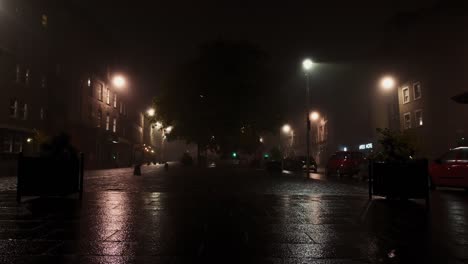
[310,111,320,122]
[282,124,292,134]
[112,75,126,89]
[147,108,155,117]
[165,126,173,134]
[302,58,315,178]
[380,76,396,91]
[379,75,399,130]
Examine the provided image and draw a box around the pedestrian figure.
[134,148,144,176]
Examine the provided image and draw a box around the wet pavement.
[0,164,467,263]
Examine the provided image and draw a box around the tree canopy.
[153,40,285,154]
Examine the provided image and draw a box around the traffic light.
[264,153,270,159]
[232,152,237,158]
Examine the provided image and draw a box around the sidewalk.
[0,167,466,263]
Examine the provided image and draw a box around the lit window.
[119,101,123,114]
[40,107,44,120]
[41,14,48,28]
[106,88,110,105]
[22,104,28,120]
[413,82,422,100]
[3,135,13,153]
[113,118,117,132]
[98,84,103,101]
[25,69,30,85]
[113,93,117,108]
[415,109,423,127]
[402,87,410,104]
[106,113,110,130]
[87,78,91,87]
[14,136,23,153]
[97,109,102,128]
[403,112,411,129]
[10,99,18,118]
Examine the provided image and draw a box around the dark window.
[440,150,459,163]
[97,84,103,101]
[97,109,102,128]
[9,99,18,118]
[413,82,422,100]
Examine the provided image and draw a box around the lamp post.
[302,58,314,178]
[379,76,398,130]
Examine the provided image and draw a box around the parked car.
[326,151,365,177]
[429,147,468,190]
[297,156,318,173]
[282,156,318,173]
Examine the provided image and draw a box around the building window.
[402,87,410,104]
[119,101,123,114]
[97,84,103,101]
[25,69,30,85]
[123,103,127,116]
[113,93,117,108]
[113,118,117,132]
[106,113,110,131]
[22,104,28,120]
[41,76,46,88]
[403,112,411,129]
[3,135,13,153]
[415,109,423,127]
[10,99,18,118]
[14,136,23,153]
[97,109,102,128]
[16,65,21,82]
[40,107,45,120]
[106,88,110,105]
[41,14,48,28]
[413,82,422,100]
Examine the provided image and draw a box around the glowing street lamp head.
[165,126,173,134]
[147,108,155,117]
[310,111,320,121]
[380,76,396,91]
[302,58,314,71]
[112,75,126,88]
[282,124,292,134]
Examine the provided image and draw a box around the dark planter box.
[369,159,429,203]
[17,153,84,202]
[266,161,282,174]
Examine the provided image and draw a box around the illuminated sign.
[359,143,373,150]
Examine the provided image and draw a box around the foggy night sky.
[79,0,439,145]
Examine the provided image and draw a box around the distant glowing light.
[282,124,292,134]
[151,150,155,153]
[343,147,348,152]
[380,76,396,91]
[232,152,238,158]
[112,75,126,88]
[302,58,314,71]
[26,138,33,143]
[165,126,173,134]
[259,137,264,143]
[310,111,320,121]
[147,108,155,117]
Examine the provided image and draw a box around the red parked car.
[429,147,468,190]
[326,151,365,177]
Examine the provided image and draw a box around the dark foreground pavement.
[0,165,467,263]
